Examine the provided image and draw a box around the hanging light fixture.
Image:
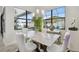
[32,13,35,17]
[41,10,44,14]
[36,9,39,14]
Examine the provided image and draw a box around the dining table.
[24,30,60,51]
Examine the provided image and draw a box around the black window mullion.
[26,10,28,28]
[51,10,53,25]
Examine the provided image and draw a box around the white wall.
[0,6,3,32]
[65,6,79,51]
[0,6,2,14]
[65,6,79,31]
[3,7,17,46]
[68,31,79,51]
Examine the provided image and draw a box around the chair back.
[63,31,70,50]
[16,33,26,52]
[22,28,28,34]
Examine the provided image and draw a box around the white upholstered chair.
[22,28,28,37]
[47,31,70,52]
[63,31,70,51]
[16,33,37,52]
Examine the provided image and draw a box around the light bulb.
[32,13,35,16]
[36,9,39,14]
[41,10,44,14]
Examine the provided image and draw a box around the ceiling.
[14,6,60,16]
[14,6,59,12]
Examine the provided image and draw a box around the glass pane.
[43,10,51,28]
[53,9,57,16]
[27,13,33,20]
[19,15,26,19]
[27,13,34,28]
[57,7,65,17]
[52,7,65,30]
[14,8,26,30]
[58,14,65,17]
[43,10,51,19]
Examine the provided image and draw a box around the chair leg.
[16,48,20,52]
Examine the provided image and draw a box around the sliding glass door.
[52,6,65,30]
[43,6,65,30]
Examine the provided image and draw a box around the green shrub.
[33,17,43,32]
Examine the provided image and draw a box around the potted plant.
[33,16,43,32]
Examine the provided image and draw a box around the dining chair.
[22,28,33,42]
[47,31,70,52]
[63,31,70,51]
[16,33,37,52]
[22,28,28,37]
[22,28,35,41]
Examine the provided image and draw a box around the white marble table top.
[25,31,60,47]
